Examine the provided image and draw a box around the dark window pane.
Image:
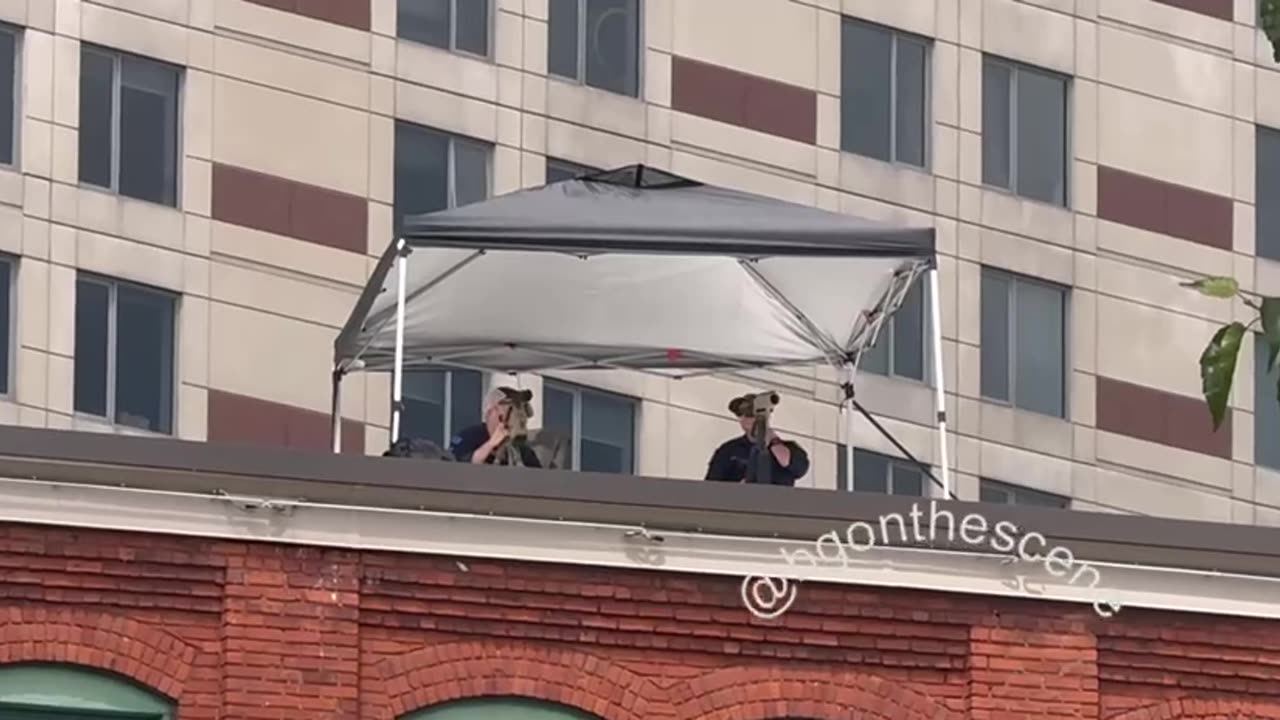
[852,450,888,493]
[840,20,892,161]
[0,30,16,166]
[455,0,489,55]
[398,0,451,48]
[1015,68,1067,205]
[860,328,890,375]
[1257,127,1280,261]
[980,269,1011,402]
[1256,338,1280,470]
[891,463,923,496]
[584,0,639,96]
[547,0,579,79]
[836,443,848,486]
[119,56,179,206]
[980,483,1009,504]
[982,60,1011,190]
[894,36,927,167]
[394,122,449,236]
[982,478,1068,507]
[452,139,489,207]
[1013,279,1066,417]
[114,284,174,433]
[73,279,110,417]
[580,390,634,473]
[402,370,447,443]
[893,281,925,380]
[0,260,9,394]
[544,384,575,432]
[449,369,483,433]
[79,49,115,189]
[546,158,596,183]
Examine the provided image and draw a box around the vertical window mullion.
[577,0,587,82]
[105,282,118,422]
[1006,276,1017,409]
[888,33,898,163]
[446,140,456,208]
[1007,66,1018,195]
[443,371,454,442]
[572,390,583,470]
[110,54,122,191]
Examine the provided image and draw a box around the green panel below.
[404,697,605,720]
[0,663,171,719]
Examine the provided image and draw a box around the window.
[979,478,1070,508]
[982,56,1068,206]
[840,17,928,167]
[543,380,637,473]
[394,121,490,237]
[547,0,641,97]
[401,369,484,446]
[405,697,605,720]
[0,256,11,396]
[1256,336,1280,470]
[0,663,174,719]
[79,45,181,206]
[980,267,1068,418]
[837,446,925,496]
[74,274,176,434]
[546,157,598,184]
[861,278,927,381]
[0,25,19,167]
[397,0,490,57]
[1257,125,1280,261]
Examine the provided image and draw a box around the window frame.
[547,0,644,98]
[1255,334,1280,471]
[543,379,638,474]
[78,43,183,207]
[980,266,1071,419]
[981,54,1070,207]
[398,367,484,447]
[838,16,932,169]
[1255,124,1280,261]
[0,23,22,169]
[396,0,494,59]
[839,445,926,496]
[979,477,1070,508]
[393,121,493,236]
[861,278,930,383]
[0,255,14,398]
[73,272,178,435]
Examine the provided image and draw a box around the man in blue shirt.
[705,393,809,486]
[449,386,543,467]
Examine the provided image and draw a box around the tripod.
[493,402,535,467]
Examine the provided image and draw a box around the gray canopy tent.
[332,165,950,495]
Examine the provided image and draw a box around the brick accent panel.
[244,0,371,30]
[670,56,817,144]
[211,162,368,254]
[1095,376,1232,458]
[4,522,1280,718]
[1151,0,1234,22]
[206,389,365,455]
[1096,165,1233,251]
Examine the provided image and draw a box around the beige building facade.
[0,0,1275,524]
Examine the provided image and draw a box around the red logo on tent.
[666,349,683,362]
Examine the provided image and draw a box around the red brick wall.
[1,521,1279,719]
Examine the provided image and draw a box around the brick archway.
[375,639,663,720]
[1108,699,1280,719]
[0,607,196,700]
[674,668,961,720]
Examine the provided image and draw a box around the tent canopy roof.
[335,164,935,376]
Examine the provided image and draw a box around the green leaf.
[1262,298,1280,374]
[1200,322,1246,431]
[1181,276,1239,299]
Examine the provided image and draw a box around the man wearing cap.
[704,393,810,486]
[449,386,543,467]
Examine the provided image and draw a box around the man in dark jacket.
[449,386,542,468]
[704,393,809,486]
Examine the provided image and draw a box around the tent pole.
[840,364,855,492]
[927,267,951,498]
[330,367,343,454]
[390,239,410,444]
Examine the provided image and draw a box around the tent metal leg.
[390,240,410,444]
[842,364,855,492]
[928,267,951,499]
[330,368,343,454]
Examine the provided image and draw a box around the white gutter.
[0,476,1275,621]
